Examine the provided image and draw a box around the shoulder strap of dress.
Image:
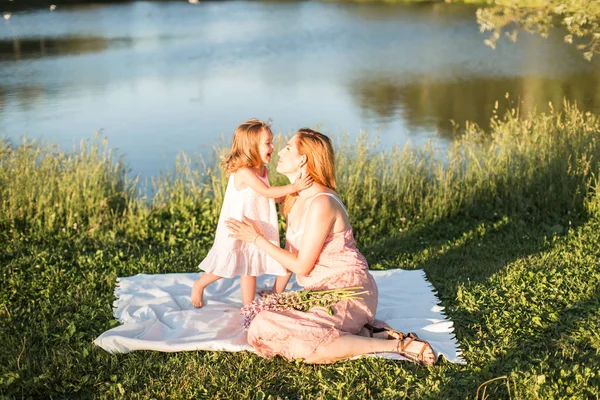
[304,192,349,218]
[257,167,269,183]
[293,193,348,235]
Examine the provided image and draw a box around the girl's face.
[276,135,303,175]
[258,129,275,165]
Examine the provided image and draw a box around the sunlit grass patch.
[1,101,600,398]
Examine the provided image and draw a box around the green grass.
[1,102,600,398]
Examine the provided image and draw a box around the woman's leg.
[240,275,257,306]
[303,334,436,365]
[190,272,222,308]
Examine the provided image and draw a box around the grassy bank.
[1,102,600,398]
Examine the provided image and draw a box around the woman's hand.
[225,217,262,243]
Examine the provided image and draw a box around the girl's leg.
[302,334,435,365]
[272,271,293,294]
[190,272,222,308]
[240,276,257,306]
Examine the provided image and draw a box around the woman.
[226,129,436,365]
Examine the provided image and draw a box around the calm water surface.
[1,1,599,179]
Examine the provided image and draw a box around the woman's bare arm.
[226,195,337,275]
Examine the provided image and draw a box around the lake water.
[1,1,599,179]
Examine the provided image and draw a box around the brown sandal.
[364,323,411,340]
[364,324,436,366]
[364,323,389,337]
[396,333,436,366]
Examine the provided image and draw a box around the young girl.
[190,118,311,308]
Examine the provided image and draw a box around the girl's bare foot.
[190,279,206,308]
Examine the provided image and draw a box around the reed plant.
[0,136,140,237]
[335,102,600,243]
[1,101,599,247]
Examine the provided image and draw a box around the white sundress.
[199,170,287,277]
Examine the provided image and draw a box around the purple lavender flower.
[240,287,367,330]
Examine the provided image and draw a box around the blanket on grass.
[94,269,465,364]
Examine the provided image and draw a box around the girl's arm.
[235,167,312,199]
[225,195,336,275]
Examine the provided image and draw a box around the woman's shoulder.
[306,190,342,212]
[300,191,349,234]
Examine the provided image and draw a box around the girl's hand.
[225,217,262,243]
[293,172,313,192]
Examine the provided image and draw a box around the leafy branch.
[477,0,600,61]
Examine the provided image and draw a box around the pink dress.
[247,193,379,360]
[199,170,287,277]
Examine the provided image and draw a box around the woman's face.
[276,135,304,175]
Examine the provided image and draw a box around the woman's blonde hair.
[282,128,336,215]
[222,119,272,173]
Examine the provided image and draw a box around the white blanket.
[94,269,465,364]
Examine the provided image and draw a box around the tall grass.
[0,136,139,236]
[336,102,600,242]
[1,101,599,246]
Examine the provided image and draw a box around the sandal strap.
[418,343,427,360]
[364,323,380,338]
[384,327,406,341]
[397,336,415,353]
[395,333,436,366]
[364,323,390,338]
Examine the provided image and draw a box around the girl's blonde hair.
[282,128,336,215]
[222,118,272,173]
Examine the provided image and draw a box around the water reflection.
[350,70,600,137]
[0,36,133,61]
[339,1,478,21]
[1,1,599,180]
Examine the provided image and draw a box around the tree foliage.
[477,0,600,61]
